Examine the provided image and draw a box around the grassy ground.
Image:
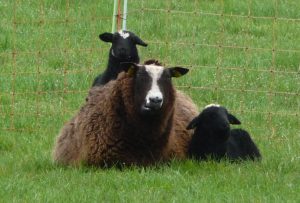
[0,0,299,202]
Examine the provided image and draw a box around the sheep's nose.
[145,96,163,110]
[149,96,162,104]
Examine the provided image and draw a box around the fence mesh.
[0,0,299,145]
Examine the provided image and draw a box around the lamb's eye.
[136,73,149,79]
[161,76,171,81]
[136,73,147,76]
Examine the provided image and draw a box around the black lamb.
[92,30,147,86]
[187,104,261,161]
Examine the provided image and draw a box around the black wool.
[92,30,147,86]
[187,104,261,161]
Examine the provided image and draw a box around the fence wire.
[0,0,299,138]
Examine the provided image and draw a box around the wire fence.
[0,0,299,138]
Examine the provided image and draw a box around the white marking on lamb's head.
[144,64,164,109]
[204,103,220,109]
[118,30,130,39]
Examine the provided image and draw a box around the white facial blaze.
[145,65,164,106]
[204,103,220,109]
[118,30,130,39]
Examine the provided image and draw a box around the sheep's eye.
[161,76,171,81]
[112,35,118,41]
[136,73,149,78]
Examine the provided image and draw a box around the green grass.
[1,0,300,202]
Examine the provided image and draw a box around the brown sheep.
[53,60,198,167]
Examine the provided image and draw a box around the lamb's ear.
[228,113,241,125]
[186,116,201,130]
[121,62,139,76]
[169,67,189,78]
[133,35,148,47]
[99,32,113,43]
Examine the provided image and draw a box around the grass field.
[0,0,299,202]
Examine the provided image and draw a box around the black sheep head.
[99,30,147,62]
[187,104,241,143]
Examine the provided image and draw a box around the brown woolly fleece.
[53,72,198,167]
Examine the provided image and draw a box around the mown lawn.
[0,0,299,202]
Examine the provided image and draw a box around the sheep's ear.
[228,113,241,125]
[186,116,201,130]
[121,62,139,76]
[169,67,189,78]
[99,32,113,43]
[133,35,148,47]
